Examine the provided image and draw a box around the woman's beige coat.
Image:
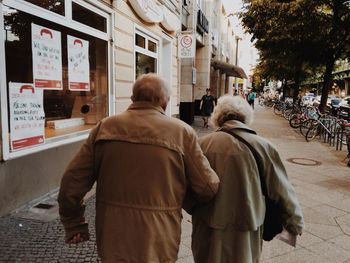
[191,120,304,263]
[58,102,219,263]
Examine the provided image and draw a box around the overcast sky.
[222,0,258,75]
[222,0,242,13]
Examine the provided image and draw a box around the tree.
[241,0,322,102]
[241,0,350,112]
[313,0,350,112]
[4,1,63,41]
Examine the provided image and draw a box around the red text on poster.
[32,23,62,90]
[9,83,45,150]
[67,35,90,91]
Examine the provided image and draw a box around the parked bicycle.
[269,97,350,167]
[339,121,350,167]
[289,105,318,129]
[305,116,338,142]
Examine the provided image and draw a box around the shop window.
[134,31,158,79]
[24,0,65,16]
[72,2,107,33]
[1,2,110,156]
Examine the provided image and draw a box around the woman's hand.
[67,233,89,244]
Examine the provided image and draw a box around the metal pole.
[234,36,241,94]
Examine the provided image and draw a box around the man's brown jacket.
[58,101,219,263]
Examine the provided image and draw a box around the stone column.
[179,0,196,124]
[195,41,211,99]
[180,58,195,123]
[210,68,219,97]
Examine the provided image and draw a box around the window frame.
[0,0,115,161]
[134,25,160,81]
[72,0,109,34]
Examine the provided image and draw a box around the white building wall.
[113,0,180,115]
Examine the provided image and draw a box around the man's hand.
[67,233,89,244]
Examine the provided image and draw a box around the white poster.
[178,33,196,58]
[67,35,90,91]
[9,83,45,151]
[32,23,62,90]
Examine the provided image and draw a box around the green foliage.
[241,0,350,111]
[4,1,63,41]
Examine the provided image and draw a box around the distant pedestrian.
[187,95,304,263]
[200,88,216,128]
[247,90,257,109]
[58,74,220,262]
[238,88,246,100]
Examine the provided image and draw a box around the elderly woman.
[190,95,304,263]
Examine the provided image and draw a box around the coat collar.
[128,101,166,115]
[220,120,257,135]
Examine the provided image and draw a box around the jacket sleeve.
[58,122,101,242]
[182,128,220,212]
[263,143,304,235]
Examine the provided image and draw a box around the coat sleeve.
[182,129,220,213]
[58,122,101,242]
[262,143,304,235]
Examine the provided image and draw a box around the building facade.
[179,0,247,123]
[0,0,247,216]
[300,59,350,97]
[0,0,181,216]
[333,59,350,96]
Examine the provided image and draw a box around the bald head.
[131,74,170,110]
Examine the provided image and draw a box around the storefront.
[1,0,114,159]
[0,0,181,216]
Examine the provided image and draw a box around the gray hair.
[132,73,170,104]
[210,95,254,128]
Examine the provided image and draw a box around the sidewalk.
[252,106,350,263]
[1,105,350,262]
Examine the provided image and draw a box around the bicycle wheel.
[300,119,315,137]
[289,115,301,128]
[266,100,273,107]
[273,104,282,115]
[306,124,320,142]
[283,109,293,120]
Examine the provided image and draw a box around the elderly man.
[58,73,219,262]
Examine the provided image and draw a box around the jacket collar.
[128,101,166,115]
[220,120,257,135]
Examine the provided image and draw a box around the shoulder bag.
[220,128,283,241]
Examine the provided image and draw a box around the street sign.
[178,33,195,58]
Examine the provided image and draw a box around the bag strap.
[218,128,268,197]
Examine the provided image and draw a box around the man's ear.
[160,97,168,111]
[131,95,135,102]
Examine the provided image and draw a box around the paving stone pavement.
[0,104,350,262]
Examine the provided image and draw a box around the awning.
[211,59,248,79]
